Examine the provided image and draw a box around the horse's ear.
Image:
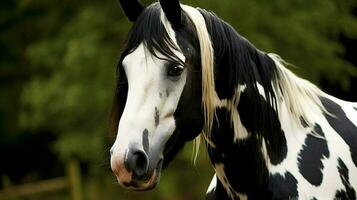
[159,0,182,28]
[119,0,145,22]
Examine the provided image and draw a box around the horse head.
[110,0,208,190]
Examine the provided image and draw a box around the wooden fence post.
[67,158,83,200]
[0,175,18,200]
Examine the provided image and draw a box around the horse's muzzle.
[111,148,163,190]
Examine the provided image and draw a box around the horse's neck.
[207,82,291,196]
[200,11,308,195]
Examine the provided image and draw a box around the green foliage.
[19,2,122,161]
[1,0,356,199]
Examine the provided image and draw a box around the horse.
[109,0,357,199]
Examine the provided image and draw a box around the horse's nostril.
[124,149,149,178]
[133,151,147,169]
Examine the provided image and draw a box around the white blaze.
[111,16,187,168]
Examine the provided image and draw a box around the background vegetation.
[0,0,356,199]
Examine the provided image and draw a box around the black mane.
[199,9,278,101]
[198,9,281,137]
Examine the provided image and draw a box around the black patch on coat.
[354,107,357,111]
[300,116,309,128]
[238,90,287,166]
[206,176,233,200]
[335,190,349,200]
[298,124,329,186]
[320,97,357,166]
[334,158,356,200]
[208,107,270,199]
[154,107,159,127]
[311,198,317,200]
[142,129,149,153]
[268,172,299,200]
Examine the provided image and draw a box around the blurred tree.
[0,0,356,199]
[20,2,122,162]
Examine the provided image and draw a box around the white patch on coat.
[207,174,217,194]
[327,94,357,127]
[256,82,267,100]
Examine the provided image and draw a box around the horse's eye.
[167,64,183,77]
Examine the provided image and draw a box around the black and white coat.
[110,1,357,199]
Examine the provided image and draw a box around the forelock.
[120,3,184,67]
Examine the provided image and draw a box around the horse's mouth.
[117,159,163,191]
